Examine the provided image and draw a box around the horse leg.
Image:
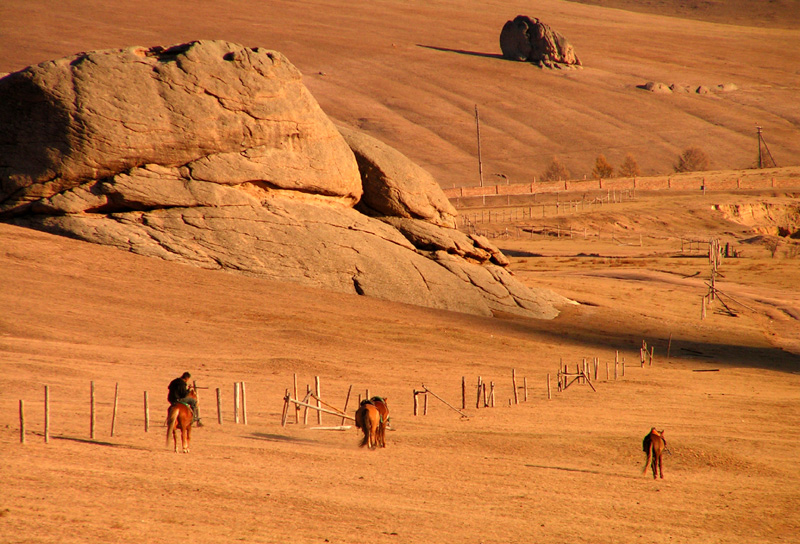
[185,424,192,453]
[657,452,663,479]
[172,427,179,453]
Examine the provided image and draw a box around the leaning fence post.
[512,369,518,404]
[111,382,119,437]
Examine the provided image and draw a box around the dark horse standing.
[166,387,197,453]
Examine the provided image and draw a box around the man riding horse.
[168,372,202,427]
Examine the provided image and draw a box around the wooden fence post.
[234,382,240,424]
[144,391,150,432]
[44,385,50,444]
[512,369,518,404]
[547,374,551,400]
[341,385,353,425]
[90,381,96,440]
[476,376,482,409]
[523,377,528,402]
[215,388,222,424]
[315,376,322,425]
[293,373,299,424]
[19,400,25,444]
[240,382,248,425]
[461,376,466,410]
[111,382,119,437]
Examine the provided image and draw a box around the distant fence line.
[444,175,798,200]
[457,190,634,227]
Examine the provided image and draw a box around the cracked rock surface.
[0,40,570,319]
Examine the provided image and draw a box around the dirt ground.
[2,1,800,543]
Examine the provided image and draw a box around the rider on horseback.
[168,372,202,427]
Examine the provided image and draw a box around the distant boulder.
[641,81,672,94]
[500,15,581,68]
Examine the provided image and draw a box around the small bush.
[592,154,614,180]
[618,153,641,177]
[674,147,709,172]
[542,157,570,182]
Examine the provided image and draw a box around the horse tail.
[643,440,654,474]
[166,406,178,447]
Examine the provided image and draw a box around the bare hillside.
[1,0,798,188]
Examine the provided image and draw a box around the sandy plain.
[1,1,800,543]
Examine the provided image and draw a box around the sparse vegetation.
[674,147,710,173]
[591,154,614,179]
[542,157,570,181]
[618,153,641,177]
[762,237,781,258]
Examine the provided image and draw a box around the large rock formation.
[0,40,571,319]
[500,15,581,68]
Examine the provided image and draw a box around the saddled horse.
[642,427,666,479]
[369,396,390,447]
[166,387,197,453]
[354,399,382,449]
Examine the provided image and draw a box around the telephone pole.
[475,105,484,187]
[756,125,777,169]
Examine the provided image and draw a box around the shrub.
[618,153,641,177]
[674,147,709,173]
[542,157,570,181]
[591,154,614,179]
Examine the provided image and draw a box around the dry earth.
[2,1,800,544]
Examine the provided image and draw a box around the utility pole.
[475,105,484,187]
[756,125,763,169]
[756,125,778,169]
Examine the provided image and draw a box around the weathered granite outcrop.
[500,15,581,68]
[0,40,571,319]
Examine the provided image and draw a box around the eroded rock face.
[500,15,581,68]
[0,41,571,319]
[339,126,457,228]
[0,40,362,215]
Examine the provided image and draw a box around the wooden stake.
[303,385,310,425]
[489,382,496,407]
[111,382,119,437]
[90,381,96,440]
[315,376,322,425]
[281,389,289,427]
[341,385,353,425]
[423,392,428,415]
[240,382,248,425]
[144,391,150,432]
[216,388,222,425]
[293,373,299,424]
[649,346,654,366]
[413,390,419,416]
[234,382,240,424]
[461,376,466,410]
[523,377,528,402]
[512,369,518,404]
[476,376,482,409]
[19,400,25,444]
[667,332,673,362]
[547,374,551,400]
[44,386,50,444]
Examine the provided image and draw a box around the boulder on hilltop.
[0,40,572,319]
[500,15,581,68]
